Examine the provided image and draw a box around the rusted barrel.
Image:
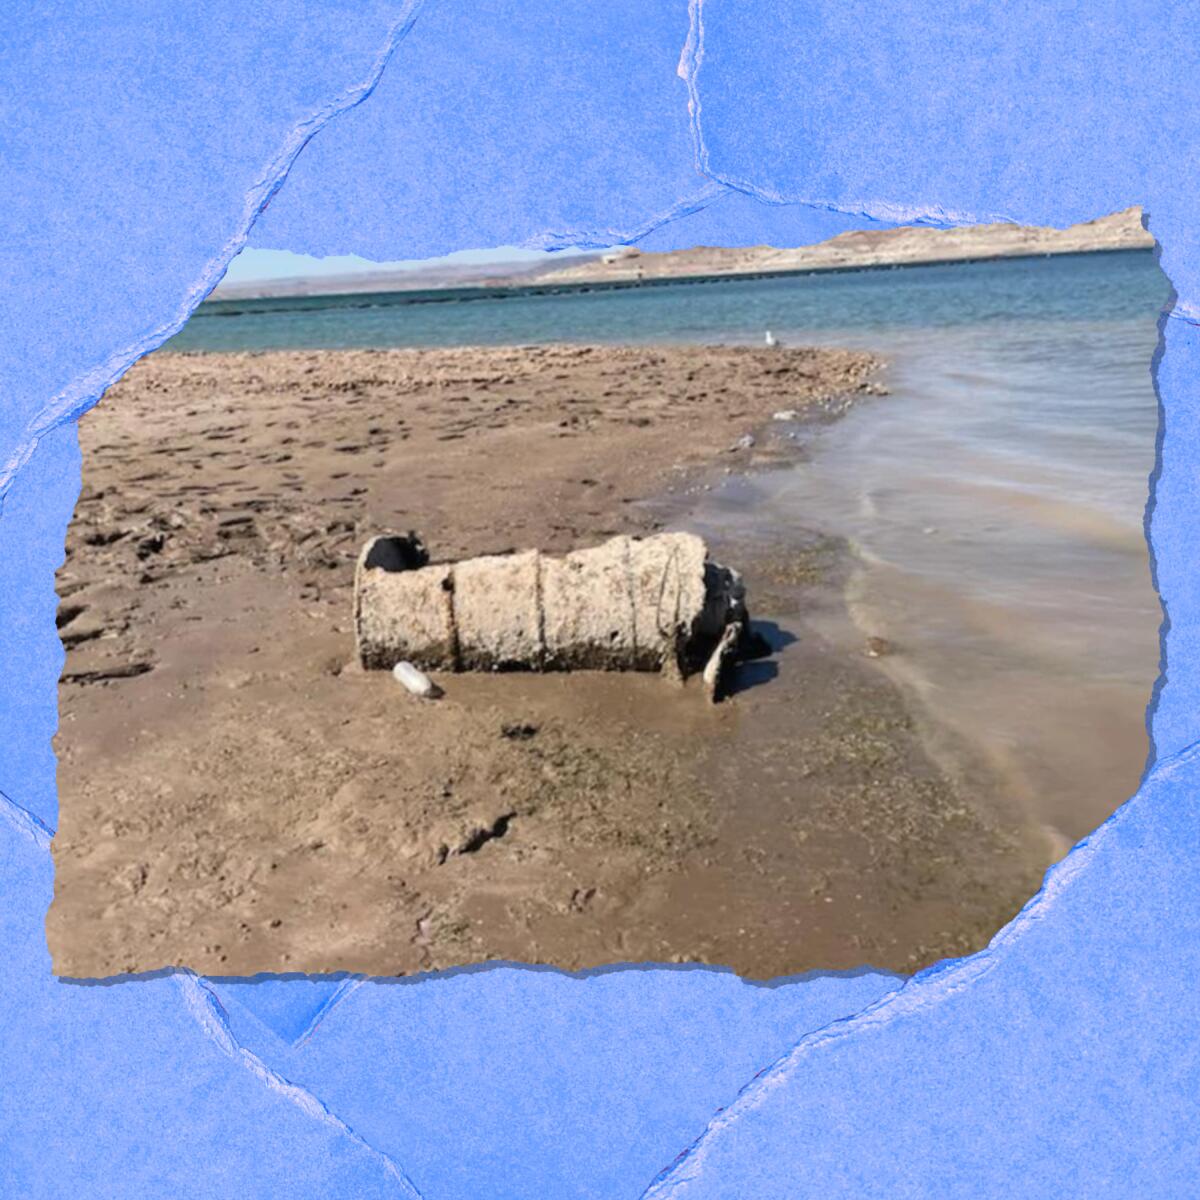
[353,531,749,686]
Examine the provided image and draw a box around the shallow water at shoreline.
[677,308,1161,852]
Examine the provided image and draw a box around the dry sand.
[49,344,1049,979]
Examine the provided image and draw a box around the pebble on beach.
[864,636,893,659]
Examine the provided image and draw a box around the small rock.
[136,532,167,559]
[392,660,441,699]
[864,636,892,659]
[501,721,539,740]
[772,409,800,422]
[730,433,756,452]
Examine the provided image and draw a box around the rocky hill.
[532,207,1152,285]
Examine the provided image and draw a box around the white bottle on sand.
[392,660,440,699]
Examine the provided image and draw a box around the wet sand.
[48,344,1049,979]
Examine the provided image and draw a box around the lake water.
[179,249,1166,848]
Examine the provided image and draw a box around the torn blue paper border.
[2,3,1197,1195]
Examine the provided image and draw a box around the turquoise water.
[179,249,1166,846]
[180,249,1162,353]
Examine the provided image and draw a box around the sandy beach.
[49,344,1050,979]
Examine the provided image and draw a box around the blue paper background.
[2,2,1197,1195]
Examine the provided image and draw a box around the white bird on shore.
[764,330,778,347]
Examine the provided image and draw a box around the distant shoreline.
[213,207,1151,304]
[202,242,1155,315]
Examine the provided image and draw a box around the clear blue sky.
[223,245,562,284]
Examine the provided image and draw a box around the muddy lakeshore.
[48,344,1050,978]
